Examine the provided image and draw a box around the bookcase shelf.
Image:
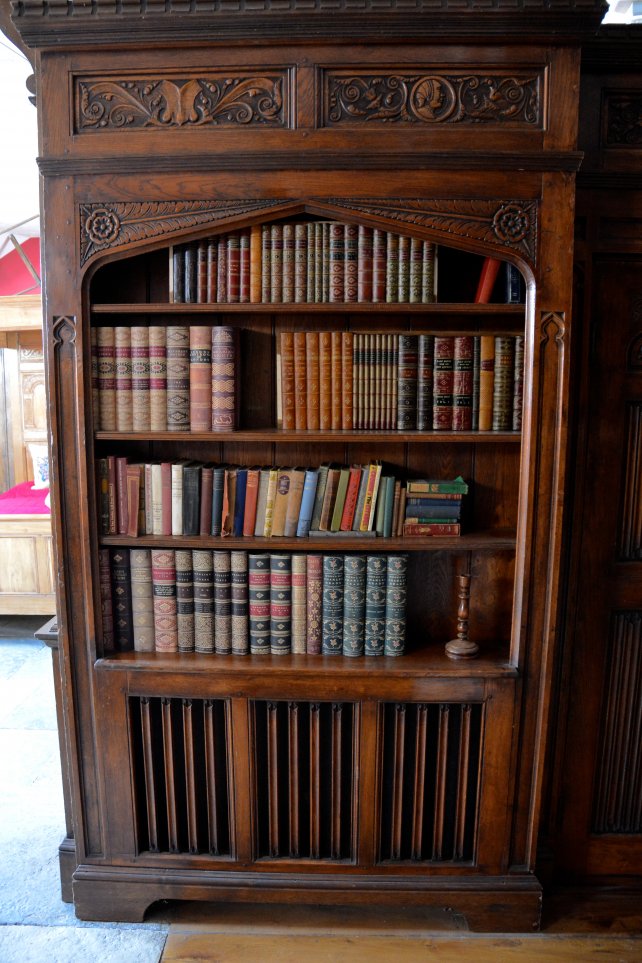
[91,302,526,316]
[95,429,522,444]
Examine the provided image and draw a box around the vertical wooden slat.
[357,700,378,867]
[288,702,300,858]
[390,703,406,860]
[454,704,472,861]
[624,638,642,830]
[182,699,199,854]
[411,703,428,861]
[432,704,450,860]
[230,697,251,862]
[594,617,623,829]
[267,701,280,857]
[204,700,220,855]
[605,618,631,830]
[139,697,159,853]
[161,697,179,853]
[331,703,343,859]
[309,702,321,859]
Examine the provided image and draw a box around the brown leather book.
[319,466,340,531]
[492,335,515,431]
[293,331,307,430]
[282,223,295,303]
[166,325,190,432]
[97,326,116,431]
[261,224,271,302]
[250,224,262,303]
[373,229,386,302]
[283,468,306,537]
[216,235,228,303]
[239,230,251,304]
[114,326,133,431]
[197,240,208,303]
[433,335,454,430]
[397,234,411,302]
[305,331,320,431]
[189,325,212,432]
[357,225,373,303]
[280,331,296,431]
[126,463,142,537]
[243,468,260,536]
[329,221,345,303]
[344,223,358,302]
[319,329,332,430]
[479,334,495,431]
[453,335,474,431]
[331,330,343,430]
[130,326,150,432]
[116,456,128,535]
[386,232,399,303]
[206,238,217,302]
[211,326,239,431]
[409,237,423,304]
[270,223,283,303]
[227,232,241,303]
[342,331,354,430]
[353,332,363,429]
[422,241,437,303]
[151,548,178,652]
[294,223,307,303]
[148,325,167,432]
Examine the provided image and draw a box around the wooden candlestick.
[446,574,479,660]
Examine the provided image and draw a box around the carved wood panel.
[604,91,642,148]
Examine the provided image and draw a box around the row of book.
[278,331,524,432]
[102,548,408,657]
[171,222,437,305]
[92,325,239,433]
[98,457,468,539]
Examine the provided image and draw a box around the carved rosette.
[604,92,642,147]
[325,71,541,126]
[79,199,288,265]
[75,73,287,131]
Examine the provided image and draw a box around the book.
[340,465,363,532]
[331,331,343,429]
[329,221,344,302]
[211,466,225,536]
[306,554,323,654]
[344,223,358,302]
[492,336,516,431]
[97,326,116,431]
[318,466,341,531]
[227,232,241,303]
[130,326,150,431]
[416,334,434,432]
[111,548,133,651]
[233,468,247,537]
[384,555,407,656]
[262,467,279,537]
[221,467,237,537]
[422,241,437,303]
[397,334,418,430]
[321,555,344,655]
[293,331,307,431]
[305,331,320,431]
[166,325,190,431]
[309,464,329,532]
[453,335,474,431]
[197,240,208,303]
[341,331,354,430]
[214,550,232,654]
[253,468,271,537]
[99,548,115,651]
[183,462,202,537]
[189,326,212,432]
[261,224,271,302]
[249,553,271,653]
[193,549,215,653]
[231,550,249,655]
[148,325,167,432]
[357,225,373,302]
[433,335,454,430]
[243,468,260,537]
[115,456,128,535]
[270,553,292,654]
[296,469,319,537]
[211,326,239,431]
[406,476,468,494]
[200,465,214,536]
[364,555,386,656]
[513,335,524,431]
[283,468,306,537]
[359,463,382,532]
[343,554,366,657]
[250,224,262,303]
[291,553,307,654]
[270,223,283,303]
[175,548,195,652]
[475,256,502,303]
[114,326,133,431]
[479,335,495,431]
[216,235,227,303]
[126,463,142,537]
[151,548,178,652]
[279,331,296,431]
[330,467,351,532]
[318,330,332,431]
[282,224,295,302]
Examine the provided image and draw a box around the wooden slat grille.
[620,403,642,560]
[129,696,232,856]
[593,612,642,834]
[252,700,356,861]
[378,702,483,863]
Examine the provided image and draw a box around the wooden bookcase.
[10,0,607,930]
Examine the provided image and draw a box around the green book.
[330,468,351,532]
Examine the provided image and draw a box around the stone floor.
[0,617,168,963]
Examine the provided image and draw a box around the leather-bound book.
[115,456,129,536]
[403,522,460,536]
[373,333,382,430]
[472,335,481,431]
[197,241,208,303]
[175,549,194,653]
[422,241,437,303]
[453,335,474,431]
[261,224,271,302]
[90,328,100,428]
[192,549,214,653]
[110,548,134,652]
[126,463,142,537]
[314,222,323,303]
[231,550,249,655]
[416,334,435,432]
[166,325,190,432]
[351,464,370,532]
[397,235,411,303]
[357,225,373,303]
[329,222,345,303]
[271,469,292,537]
[282,223,295,303]
[390,334,399,430]
[114,326,133,432]
[296,469,319,538]
[492,336,516,431]
[130,326,150,431]
[200,465,213,536]
[160,461,172,537]
[172,245,185,303]
[249,553,271,654]
[184,243,197,303]
[96,457,111,536]
[474,256,501,304]
[344,223,358,302]
[97,326,116,431]
[270,223,283,303]
[151,548,178,652]
[322,222,331,302]
[363,333,372,430]
[253,469,271,537]
[372,229,386,303]
[214,550,232,654]
[182,462,202,537]
[250,224,262,304]
[233,468,247,537]
[306,222,316,303]
[340,465,363,532]
[305,554,323,654]
[291,553,307,654]
[270,553,292,654]
[148,325,167,432]
[99,548,115,652]
[385,332,396,430]
[243,468,260,537]
[294,223,307,303]
[283,469,306,538]
[318,466,340,531]
[130,548,155,653]
[331,330,343,430]
[364,555,386,656]
[330,467,351,532]
[221,468,237,538]
[409,237,423,304]
[227,232,241,303]
[239,230,251,304]
[318,330,332,431]
[262,467,279,537]
[341,331,354,430]
[293,331,308,431]
[343,554,366,657]
[309,464,329,533]
[385,232,399,303]
[216,235,228,303]
[206,238,217,302]
[211,326,239,431]
[211,466,225,536]
[321,554,344,655]
[397,334,418,430]
[352,333,362,429]
[384,555,407,656]
[478,335,495,431]
[279,331,296,431]
[513,335,524,431]
[305,331,320,431]
[433,335,454,430]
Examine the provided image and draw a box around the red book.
[293,331,307,431]
[475,256,502,303]
[280,331,296,431]
[161,461,172,536]
[199,465,213,535]
[453,335,474,431]
[189,326,212,432]
[340,466,363,531]
[243,468,260,536]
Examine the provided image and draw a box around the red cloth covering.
[0,481,50,515]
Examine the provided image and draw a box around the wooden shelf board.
[95,429,521,444]
[91,302,525,315]
[98,531,516,551]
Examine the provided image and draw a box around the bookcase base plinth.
[71,865,542,932]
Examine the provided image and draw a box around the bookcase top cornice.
[11,0,608,50]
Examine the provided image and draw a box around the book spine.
[197,241,208,303]
[318,330,332,431]
[305,554,323,654]
[433,335,454,430]
[238,230,251,304]
[116,456,129,535]
[283,470,306,538]
[280,331,296,431]
[321,554,344,655]
[306,223,316,303]
[126,464,141,537]
[90,328,100,428]
[452,335,474,431]
[200,466,213,536]
[397,234,410,303]
[148,325,167,432]
[96,458,110,535]
[99,548,115,651]
[175,548,195,653]
[421,241,437,303]
[340,466,362,532]
[172,245,185,303]
[160,461,172,536]
[271,469,291,538]
[330,467,350,532]
[263,468,278,537]
[211,326,239,431]
[206,238,217,302]
[150,464,163,535]
[296,470,319,537]
[184,244,197,303]
[382,475,396,538]
[479,335,495,432]
[97,326,116,431]
[130,326,150,432]
[110,548,134,652]
[472,335,481,431]
[344,223,358,302]
[182,464,202,537]
[416,334,434,432]
[270,224,283,303]
[409,237,423,304]
[385,232,399,303]
[322,222,330,302]
[384,555,407,656]
[360,463,381,532]
[365,555,386,656]
[243,469,260,537]
[216,235,228,303]
[231,550,249,655]
[261,224,271,303]
[193,549,215,653]
[249,553,271,653]
[397,334,418,430]
[293,331,308,431]
[406,480,468,494]
[233,469,247,537]
[329,222,345,303]
[372,229,387,302]
[314,223,323,303]
[305,331,320,431]
[294,223,307,304]
[512,335,524,431]
[492,336,516,431]
[151,548,178,652]
[309,465,329,533]
[291,553,307,654]
[352,467,369,532]
[342,331,354,430]
[114,326,133,431]
[249,225,262,304]
[505,262,523,303]
[357,225,373,303]
[343,554,366,657]
[213,550,232,654]
[221,468,236,537]
[227,232,241,303]
[475,256,502,303]
[270,553,292,655]
[166,325,190,431]
[282,223,295,303]
[331,330,343,430]
[211,467,225,537]
[319,468,339,532]
[403,522,461,536]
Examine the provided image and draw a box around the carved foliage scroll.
[75,72,288,132]
[604,91,642,147]
[324,70,541,127]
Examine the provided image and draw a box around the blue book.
[382,476,396,538]
[233,469,247,536]
[322,555,344,655]
[296,469,319,537]
[211,467,225,536]
[365,555,386,656]
[343,555,366,657]
[384,554,407,657]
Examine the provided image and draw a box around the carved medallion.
[75,73,287,132]
[324,70,541,126]
[604,92,642,147]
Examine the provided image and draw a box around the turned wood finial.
[446,574,479,660]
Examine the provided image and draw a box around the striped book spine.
[365,555,386,656]
[175,548,195,653]
[513,334,524,431]
[193,549,215,653]
[492,336,516,430]
[453,335,474,431]
[151,549,178,652]
[291,553,307,655]
[249,553,271,654]
[479,335,495,431]
[211,326,238,431]
[343,554,366,657]
[111,548,133,651]
[357,225,373,302]
[294,223,307,303]
[166,325,190,431]
[231,550,249,655]
[416,334,434,432]
[147,326,166,431]
[306,554,323,655]
[282,223,295,303]
[344,223,358,302]
[433,335,454,430]
[216,235,228,303]
[329,222,344,303]
[322,222,331,302]
[384,555,407,656]
[214,550,232,655]
[114,326,133,431]
[314,222,324,303]
[270,224,283,304]
[397,234,411,302]
[130,326,150,431]
[99,548,115,651]
[321,554,344,655]
[397,334,418,430]
[385,232,399,303]
[270,553,292,655]
[97,326,116,431]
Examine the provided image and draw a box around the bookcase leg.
[72,878,155,923]
[58,836,76,904]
